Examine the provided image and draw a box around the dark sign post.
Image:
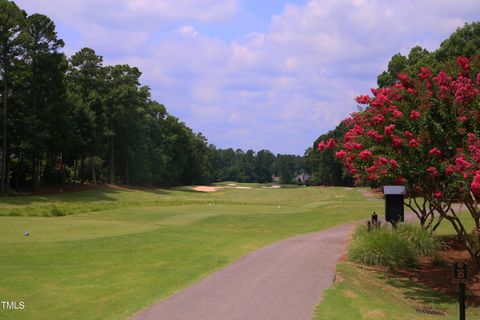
[383,186,405,225]
[453,262,468,320]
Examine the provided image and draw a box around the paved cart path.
[129,224,353,320]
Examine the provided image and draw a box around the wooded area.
[0,1,307,193]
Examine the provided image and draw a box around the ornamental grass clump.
[395,223,439,256]
[349,224,439,268]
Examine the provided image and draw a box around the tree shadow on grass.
[379,274,455,306]
[0,185,170,207]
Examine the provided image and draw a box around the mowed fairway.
[0,184,381,320]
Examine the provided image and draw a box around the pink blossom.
[404,131,414,140]
[353,124,365,135]
[445,164,455,175]
[368,130,384,143]
[372,114,384,124]
[397,73,410,87]
[456,56,470,71]
[419,67,431,79]
[359,149,373,161]
[468,133,476,143]
[428,148,441,157]
[455,157,472,171]
[393,110,403,118]
[410,110,421,120]
[367,130,378,138]
[335,150,346,160]
[393,176,406,185]
[458,116,468,122]
[355,95,371,104]
[471,172,480,196]
[384,124,395,135]
[409,139,420,148]
[317,141,326,151]
[389,159,398,168]
[374,134,384,142]
[366,165,377,173]
[379,157,389,165]
[392,137,403,148]
[433,191,443,199]
[453,75,479,105]
[325,138,336,149]
[432,71,453,100]
[407,88,417,95]
[427,166,439,177]
[342,117,354,126]
[371,93,390,108]
[353,143,364,150]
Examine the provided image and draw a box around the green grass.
[435,210,477,236]
[0,184,381,320]
[315,262,480,320]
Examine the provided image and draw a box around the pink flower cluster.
[410,110,420,120]
[419,67,431,79]
[471,172,480,196]
[453,75,479,105]
[355,95,371,104]
[456,56,470,71]
[317,138,336,151]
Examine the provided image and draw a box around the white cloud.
[18,0,239,26]
[178,26,199,37]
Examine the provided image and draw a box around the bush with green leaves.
[349,223,439,268]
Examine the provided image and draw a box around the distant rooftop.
[383,186,405,195]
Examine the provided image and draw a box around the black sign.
[453,262,468,283]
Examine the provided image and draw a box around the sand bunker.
[192,186,223,192]
[262,185,281,189]
[224,185,252,189]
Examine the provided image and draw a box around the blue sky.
[16,0,480,155]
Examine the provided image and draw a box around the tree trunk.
[15,152,22,191]
[91,160,97,185]
[125,159,129,186]
[6,148,10,190]
[110,134,115,185]
[1,76,8,195]
[32,156,38,192]
[73,159,77,184]
[80,156,84,184]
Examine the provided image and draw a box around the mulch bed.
[392,236,480,306]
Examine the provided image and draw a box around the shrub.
[50,206,66,216]
[349,223,439,268]
[395,223,439,256]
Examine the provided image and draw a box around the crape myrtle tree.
[318,55,480,266]
[306,123,353,186]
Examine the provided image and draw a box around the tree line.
[306,21,480,186]
[0,1,308,194]
[208,147,306,184]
